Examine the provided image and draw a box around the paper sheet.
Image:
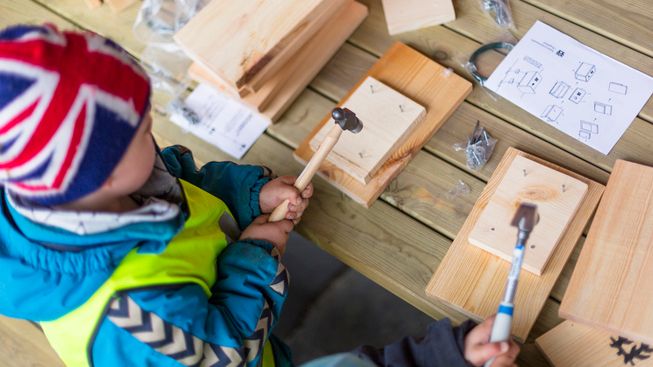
[170,84,269,159]
[485,21,653,154]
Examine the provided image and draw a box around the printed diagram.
[578,120,599,141]
[569,88,587,104]
[609,82,628,95]
[541,105,563,123]
[523,56,542,69]
[609,336,652,366]
[517,71,543,94]
[594,101,613,115]
[549,81,570,99]
[575,62,596,82]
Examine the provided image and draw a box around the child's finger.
[253,214,270,224]
[278,176,297,185]
[469,342,509,366]
[301,184,314,198]
[490,341,520,367]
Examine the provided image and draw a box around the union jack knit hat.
[0,24,151,205]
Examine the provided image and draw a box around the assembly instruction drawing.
[485,21,653,154]
[594,101,613,115]
[568,88,587,104]
[541,105,563,122]
[609,82,628,95]
[549,81,570,98]
[579,120,599,141]
[575,62,596,82]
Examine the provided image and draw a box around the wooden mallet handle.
[268,125,343,222]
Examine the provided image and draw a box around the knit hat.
[0,24,151,205]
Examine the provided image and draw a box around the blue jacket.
[0,146,291,366]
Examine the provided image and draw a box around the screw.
[523,169,527,177]
[369,85,374,94]
[399,105,405,112]
[562,184,567,193]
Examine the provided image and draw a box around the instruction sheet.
[486,21,653,154]
[170,84,269,159]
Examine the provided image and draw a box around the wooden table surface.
[1,1,652,366]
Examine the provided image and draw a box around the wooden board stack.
[532,159,653,366]
[426,147,604,341]
[294,42,472,207]
[175,0,368,123]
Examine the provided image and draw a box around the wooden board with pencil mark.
[426,147,604,341]
[309,76,425,184]
[560,160,653,344]
[294,42,472,207]
[536,321,653,367]
[468,155,588,275]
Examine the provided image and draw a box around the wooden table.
[1,1,652,366]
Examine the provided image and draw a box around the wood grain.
[468,155,588,275]
[103,0,135,13]
[523,0,653,58]
[187,1,367,123]
[174,0,347,90]
[0,316,63,367]
[84,0,102,10]
[426,147,603,341]
[536,321,653,367]
[295,42,472,207]
[560,160,653,344]
[381,0,455,35]
[309,76,425,184]
[348,0,653,168]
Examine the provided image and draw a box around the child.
[0,24,309,366]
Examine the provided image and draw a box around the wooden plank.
[347,0,653,170]
[536,321,653,367]
[174,0,346,90]
[380,0,455,35]
[295,42,472,206]
[84,0,102,10]
[188,1,368,123]
[469,155,588,275]
[103,0,135,13]
[0,316,63,367]
[309,76,426,184]
[522,0,653,58]
[426,147,604,341]
[560,160,653,344]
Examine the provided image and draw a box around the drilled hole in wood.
[490,227,495,231]
[530,245,536,249]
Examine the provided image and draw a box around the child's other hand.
[259,176,313,223]
[240,215,293,254]
[464,316,520,367]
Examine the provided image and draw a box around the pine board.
[536,321,653,367]
[187,1,367,123]
[84,0,102,9]
[426,147,603,341]
[309,76,425,184]
[468,155,588,275]
[560,160,653,344]
[174,0,347,90]
[0,316,63,367]
[103,0,135,13]
[294,42,472,207]
[381,0,455,35]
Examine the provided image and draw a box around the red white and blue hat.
[0,24,151,205]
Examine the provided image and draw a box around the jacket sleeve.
[160,145,271,229]
[353,318,476,367]
[91,240,289,367]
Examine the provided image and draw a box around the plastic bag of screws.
[453,121,497,171]
[480,0,515,29]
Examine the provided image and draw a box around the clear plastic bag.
[133,0,209,43]
[453,121,497,171]
[481,0,515,29]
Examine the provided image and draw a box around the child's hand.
[240,215,294,254]
[259,176,313,223]
[464,316,520,367]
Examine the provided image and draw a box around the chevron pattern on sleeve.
[269,248,289,296]
[107,295,245,367]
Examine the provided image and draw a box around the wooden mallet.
[268,108,363,222]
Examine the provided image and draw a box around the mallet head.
[332,107,363,134]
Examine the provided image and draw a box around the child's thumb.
[472,342,509,365]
